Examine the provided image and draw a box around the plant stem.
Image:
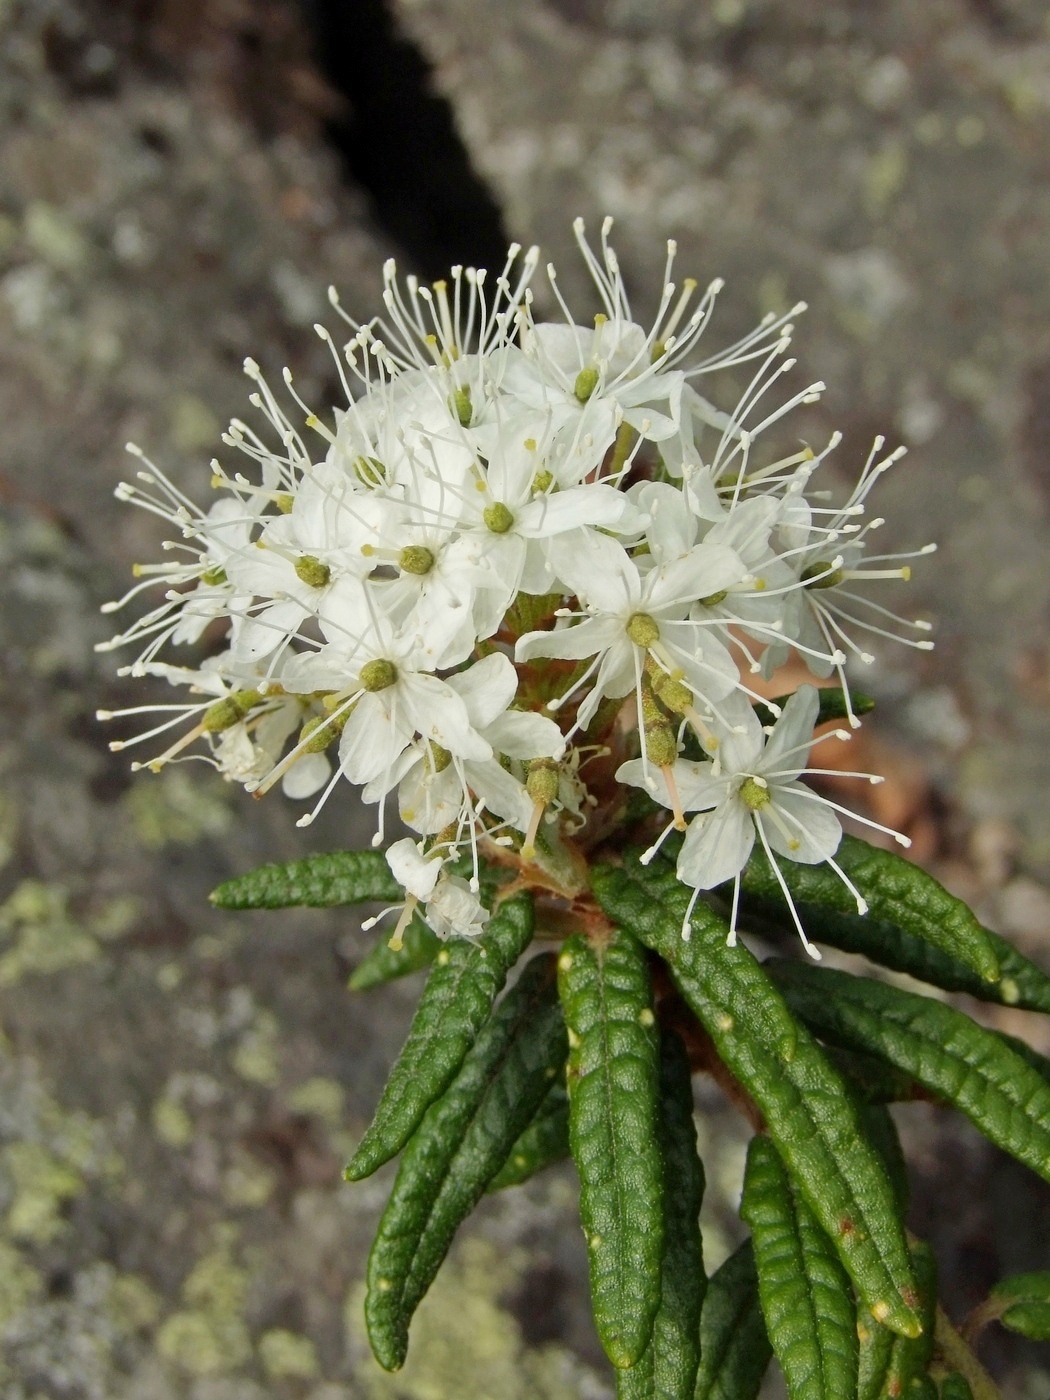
[934,1305,1001,1400]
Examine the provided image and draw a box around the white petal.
[757,686,821,780]
[386,837,443,900]
[401,674,492,762]
[516,615,622,664]
[677,801,755,890]
[765,786,842,864]
[339,693,412,785]
[282,752,332,800]
[446,652,518,730]
[483,710,565,760]
[463,758,533,831]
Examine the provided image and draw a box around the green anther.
[699,589,728,607]
[526,758,560,806]
[275,493,294,514]
[531,469,553,494]
[483,502,515,534]
[202,688,262,733]
[399,545,435,576]
[644,723,678,768]
[353,456,386,487]
[295,554,331,588]
[626,612,661,647]
[201,565,227,586]
[202,697,242,732]
[802,561,844,590]
[652,672,693,715]
[427,742,452,774]
[300,715,336,753]
[452,385,472,427]
[573,366,599,403]
[638,678,664,729]
[739,776,771,810]
[360,658,398,692]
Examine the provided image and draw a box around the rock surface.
[2,0,1050,1394]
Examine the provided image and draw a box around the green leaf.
[769,962,1050,1188]
[829,1046,920,1106]
[753,687,875,730]
[592,860,920,1339]
[856,1302,894,1400]
[346,893,534,1181]
[857,1104,909,1218]
[364,952,567,1370]
[740,836,1001,988]
[348,916,441,991]
[990,1271,1050,1341]
[741,1134,858,1400]
[618,1027,706,1400]
[210,849,400,909]
[694,1242,771,1400]
[558,926,665,1370]
[938,1374,974,1400]
[880,1241,937,1399]
[486,1081,569,1191]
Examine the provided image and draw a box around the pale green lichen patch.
[259,1327,321,1379]
[346,1237,602,1399]
[156,1226,253,1376]
[152,1095,194,1149]
[0,881,102,986]
[0,1238,43,1326]
[4,1140,83,1242]
[125,766,232,849]
[287,1076,345,1130]
[231,1008,281,1086]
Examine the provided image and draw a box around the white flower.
[382,837,488,943]
[373,652,564,838]
[617,687,908,955]
[516,527,745,732]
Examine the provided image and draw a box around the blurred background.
[1,0,1050,1395]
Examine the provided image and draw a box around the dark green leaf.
[829,1046,920,1106]
[991,1271,1050,1341]
[348,915,441,991]
[618,1027,706,1400]
[740,836,1001,988]
[753,687,875,730]
[593,860,920,1339]
[346,893,534,1181]
[486,1081,569,1191]
[938,1373,974,1400]
[211,849,400,909]
[769,962,1050,1188]
[694,1242,771,1400]
[856,1303,894,1400]
[880,1241,937,1399]
[741,1134,858,1400]
[364,953,567,1370]
[559,926,664,1369]
[857,1104,909,1218]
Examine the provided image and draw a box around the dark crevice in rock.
[299,0,508,279]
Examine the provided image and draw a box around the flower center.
[427,742,452,773]
[295,555,331,588]
[738,776,771,810]
[573,366,599,403]
[353,456,386,487]
[452,385,472,427]
[802,561,844,590]
[626,612,661,647]
[484,502,515,534]
[201,564,227,586]
[399,545,435,576]
[531,469,553,495]
[360,659,398,692]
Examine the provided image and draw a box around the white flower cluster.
[99,219,934,950]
